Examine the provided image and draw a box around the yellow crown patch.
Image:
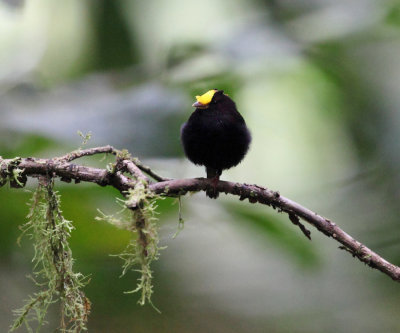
[195,89,217,105]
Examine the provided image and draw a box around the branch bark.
[1,147,399,282]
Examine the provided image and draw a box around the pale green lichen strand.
[172,196,185,239]
[97,182,164,311]
[11,180,90,333]
[121,186,164,312]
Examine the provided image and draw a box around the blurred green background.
[1,0,400,332]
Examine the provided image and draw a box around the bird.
[181,89,251,198]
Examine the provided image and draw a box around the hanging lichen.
[11,178,90,333]
[96,181,164,312]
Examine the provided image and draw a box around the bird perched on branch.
[181,89,251,198]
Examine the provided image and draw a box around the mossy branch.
[2,145,400,331]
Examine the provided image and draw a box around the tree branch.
[1,149,399,282]
[130,158,170,182]
[56,145,118,162]
[121,160,149,184]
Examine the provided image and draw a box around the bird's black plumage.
[181,89,251,198]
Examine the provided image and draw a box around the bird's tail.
[206,167,222,199]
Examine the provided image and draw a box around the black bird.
[181,89,251,198]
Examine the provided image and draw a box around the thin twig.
[131,158,170,182]
[122,160,149,183]
[56,146,167,183]
[288,212,311,240]
[57,145,118,162]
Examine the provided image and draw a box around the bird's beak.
[192,101,209,109]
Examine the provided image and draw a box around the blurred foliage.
[386,1,400,26]
[224,202,319,267]
[90,0,137,72]
[0,134,60,158]
[1,0,400,332]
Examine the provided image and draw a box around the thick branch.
[0,157,132,193]
[1,153,399,283]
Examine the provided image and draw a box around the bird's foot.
[206,175,220,199]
